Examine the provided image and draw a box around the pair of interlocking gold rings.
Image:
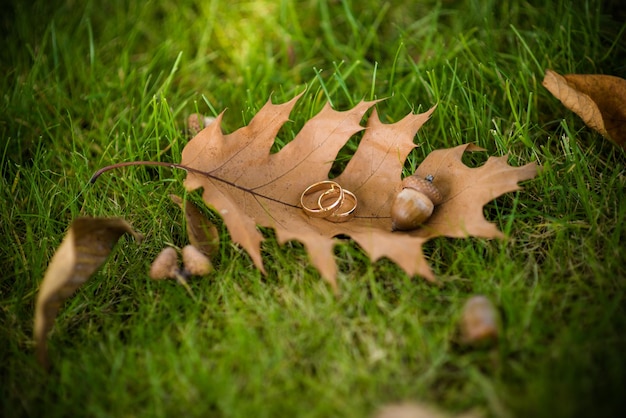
[300,180,357,223]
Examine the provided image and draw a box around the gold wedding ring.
[300,180,358,222]
[319,188,357,223]
[300,181,344,218]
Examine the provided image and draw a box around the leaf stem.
[89,160,302,209]
[89,161,191,183]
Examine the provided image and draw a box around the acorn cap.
[401,175,443,205]
[149,247,179,280]
[182,245,213,276]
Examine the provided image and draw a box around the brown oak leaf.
[181,95,537,290]
[542,69,626,148]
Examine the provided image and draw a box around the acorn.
[181,244,213,276]
[391,174,442,231]
[149,247,179,280]
[459,295,500,346]
[187,113,217,136]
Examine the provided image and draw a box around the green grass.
[2,0,626,417]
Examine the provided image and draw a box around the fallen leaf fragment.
[181,94,538,289]
[170,194,219,257]
[34,217,142,369]
[542,69,626,148]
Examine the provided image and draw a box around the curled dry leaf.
[34,217,142,369]
[170,194,219,257]
[181,94,538,290]
[542,69,626,148]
